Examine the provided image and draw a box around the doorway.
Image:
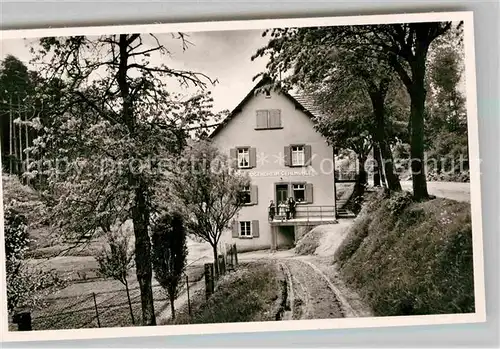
[276,184,289,204]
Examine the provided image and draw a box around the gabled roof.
[209,77,327,139]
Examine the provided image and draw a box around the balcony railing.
[270,205,336,224]
[334,170,358,182]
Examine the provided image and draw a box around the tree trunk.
[9,96,13,175]
[118,34,156,326]
[170,297,176,320]
[131,181,156,326]
[378,140,401,192]
[18,101,22,175]
[353,155,367,198]
[409,52,430,201]
[372,143,381,187]
[124,279,135,325]
[212,244,219,278]
[370,91,401,193]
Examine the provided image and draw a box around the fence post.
[186,274,191,316]
[204,263,214,300]
[12,309,32,331]
[229,244,234,270]
[92,292,101,328]
[218,255,226,276]
[233,244,238,267]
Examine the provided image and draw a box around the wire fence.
[11,246,239,331]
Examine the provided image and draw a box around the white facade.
[211,84,336,252]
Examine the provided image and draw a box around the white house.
[210,78,337,252]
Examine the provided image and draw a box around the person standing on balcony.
[288,196,296,219]
[278,201,287,220]
[268,200,276,221]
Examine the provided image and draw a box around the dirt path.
[236,221,372,320]
[278,258,344,320]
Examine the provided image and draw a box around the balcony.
[269,205,336,226]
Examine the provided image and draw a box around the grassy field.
[165,261,284,325]
[335,189,474,316]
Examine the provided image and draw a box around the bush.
[335,192,475,316]
[386,190,414,215]
[4,205,65,312]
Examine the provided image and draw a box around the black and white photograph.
[0,11,485,342]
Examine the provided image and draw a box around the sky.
[0,29,270,112]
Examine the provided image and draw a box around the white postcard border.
[0,10,486,343]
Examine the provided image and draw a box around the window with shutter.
[305,183,314,203]
[291,145,305,166]
[250,185,258,205]
[249,147,257,168]
[256,110,269,129]
[231,221,239,238]
[237,148,250,168]
[255,109,282,130]
[268,109,282,128]
[292,183,306,202]
[304,145,312,165]
[239,221,252,238]
[284,146,291,167]
[239,185,251,204]
[251,220,259,238]
[229,148,237,167]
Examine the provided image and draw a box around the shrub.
[386,190,414,215]
[4,204,65,313]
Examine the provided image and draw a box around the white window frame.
[293,183,306,202]
[239,221,252,237]
[291,146,305,166]
[237,148,250,168]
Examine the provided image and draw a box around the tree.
[0,55,35,176]
[425,32,468,181]
[255,23,458,199]
[95,229,136,324]
[151,212,188,320]
[28,33,218,325]
[171,140,249,277]
[3,174,65,313]
[252,29,405,193]
[331,23,458,199]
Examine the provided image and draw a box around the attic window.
[255,109,282,129]
[265,89,271,98]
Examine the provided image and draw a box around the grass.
[166,261,283,325]
[295,226,325,255]
[335,189,475,316]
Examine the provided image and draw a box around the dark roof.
[209,78,327,139]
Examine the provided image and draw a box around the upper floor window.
[284,144,312,167]
[291,146,305,166]
[255,109,282,130]
[239,185,252,204]
[230,147,256,169]
[238,148,250,168]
